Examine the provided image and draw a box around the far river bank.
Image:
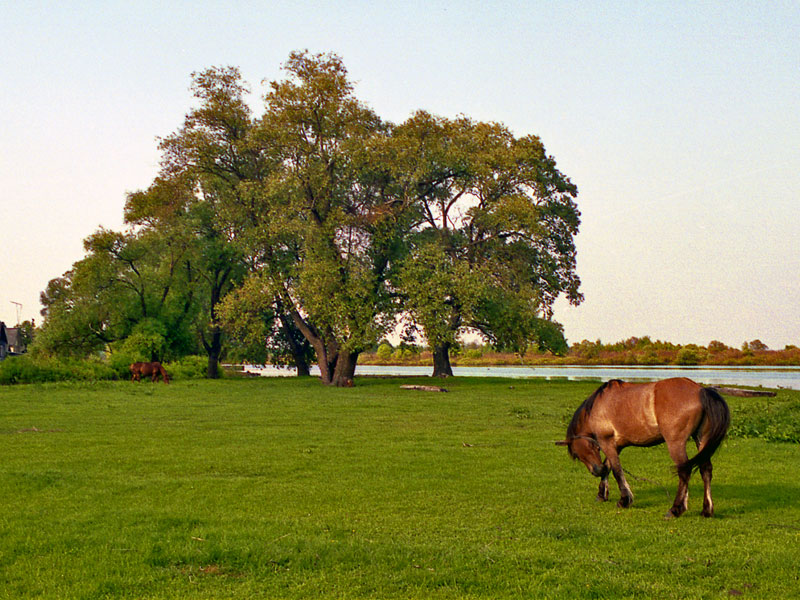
[242,364,800,391]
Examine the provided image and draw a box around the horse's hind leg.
[666,440,690,518]
[700,461,714,517]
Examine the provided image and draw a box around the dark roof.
[5,327,20,347]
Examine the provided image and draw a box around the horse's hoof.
[617,496,632,509]
[702,510,714,518]
[596,495,608,503]
[663,511,676,520]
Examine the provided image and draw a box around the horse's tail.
[681,387,730,474]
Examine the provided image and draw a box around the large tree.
[241,51,414,386]
[124,174,246,378]
[157,66,312,377]
[393,112,582,376]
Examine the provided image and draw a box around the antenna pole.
[10,301,22,325]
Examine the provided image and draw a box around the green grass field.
[1,377,798,599]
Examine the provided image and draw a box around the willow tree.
[394,112,582,377]
[36,220,198,361]
[244,51,414,386]
[123,174,247,378]
[155,66,317,377]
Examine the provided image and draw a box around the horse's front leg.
[599,443,633,508]
[597,459,610,502]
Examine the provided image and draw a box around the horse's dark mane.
[566,379,624,439]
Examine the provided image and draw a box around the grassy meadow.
[1,377,799,599]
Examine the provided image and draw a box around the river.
[243,364,800,390]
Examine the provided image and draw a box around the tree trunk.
[289,309,341,384]
[278,312,310,377]
[432,343,454,378]
[207,347,220,379]
[331,351,358,387]
[295,356,311,377]
[206,326,222,379]
[204,274,227,379]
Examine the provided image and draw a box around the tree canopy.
[393,112,581,375]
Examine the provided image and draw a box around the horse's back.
[652,378,706,440]
[591,378,704,446]
[131,361,161,374]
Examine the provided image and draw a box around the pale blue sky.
[2,1,798,348]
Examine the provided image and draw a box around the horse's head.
[556,436,608,478]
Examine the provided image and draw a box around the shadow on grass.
[592,481,800,519]
[710,482,800,516]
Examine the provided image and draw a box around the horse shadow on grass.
[629,481,800,519]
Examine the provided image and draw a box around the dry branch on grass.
[711,387,777,397]
[400,384,448,392]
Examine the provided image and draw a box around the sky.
[2,1,799,349]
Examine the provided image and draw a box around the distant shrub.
[166,355,208,380]
[729,398,800,443]
[675,346,705,365]
[744,339,769,352]
[0,355,116,385]
[107,351,141,380]
[376,343,393,360]
[464,348,484,360]
[707,340,730,354]
[636,350,661,365]
[119,319,168,362]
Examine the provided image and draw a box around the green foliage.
[217,275,313,371]
[106,351,141,380]
[15,320,36,348]
[728,395,800,443]
[118,318,169,362]
[375,342,393,360]
[0,352,209,385]
[0,355,116,384]
[165,355,209,380]
[675,345,703,365]
[707,340,730,353]
[392,111,581,366]
[35,223,202,362]
[464,348,484,360]
[398,242,477,350]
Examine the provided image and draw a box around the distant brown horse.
[130,361,170,384]
[556,378,729,518]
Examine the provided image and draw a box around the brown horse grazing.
[130,361,170,384]
[556,378,730,518]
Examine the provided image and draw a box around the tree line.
[34,52,582,385]
[360,337,800,367]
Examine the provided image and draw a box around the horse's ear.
[555,440,569,446]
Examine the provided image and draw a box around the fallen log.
[400,384,448,393]
[711,386,777,398]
